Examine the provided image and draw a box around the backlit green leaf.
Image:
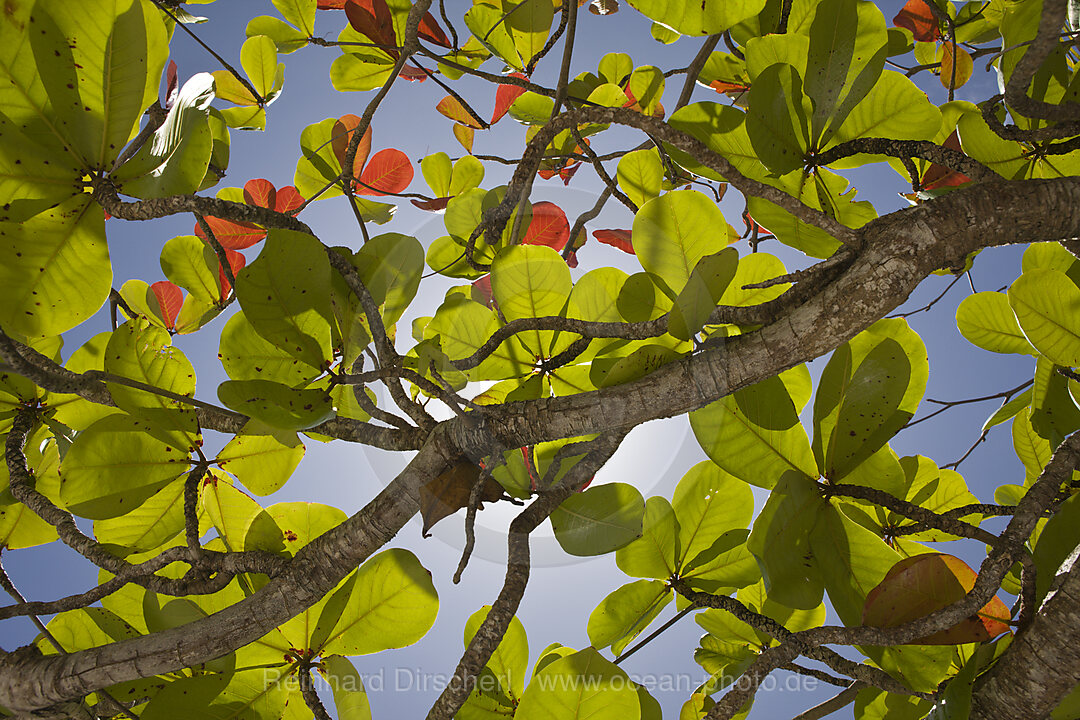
[551,483,645,556]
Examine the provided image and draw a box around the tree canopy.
[1,0,1080,718]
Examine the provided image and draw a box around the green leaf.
[632,190,729,295]
[464,605,529,701]
[422,152,453,197]
[587,579,672,655]
[627,66,664,114]
[234,229,334,371]
[60,415,189,520]
[591,344,684,388]
[810,503,901,625]
[0,497,58,549]
[114,72,215,199]
[517,648,641,720]
[1009,268,1080,366]
[1033,491,1080,604]
[330,51,396,92]
[1013,409,1053,482]
[28,0,168,168]
[160,234,223,305]
[318,656,373,720]
[615,496,680,579]
[218,309,324,386]
[956,291,1038,355]
[272,0,316,37]
[199,471,284,553]
[216,422,304,496]
[625,0,766,35]
[617,149,663,209]
[504,0,553,70]
[598,53,633,85]
[246,15,308,54]
[0,195,108,338]
[465,4,520,70]
[104,319,200,448]
[241,34,283,100]
[813,318,928,481]
[983,388,1033,432]
[551,483,645,556]
[746,471,826,609]
[318,548,439,655]
[827,70,941,151]
[746,63,811,176]
[803,0,889,144]
[508,91,556,125]
[672,461,754,572]
[218,379,334,430]
[491,244,571,355]
[691,366,818,488]
[668,248,739,341]
[93,476,187,552]
[692,609,760,689]
[353,233,425,328]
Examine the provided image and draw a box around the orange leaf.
[940,43,973,91]
[893,0,939,41]
[418,12,452,48]
[491,73,528,124]
[522,201,570,251]
[150,281,183,330]
[863,553,1012,645]
[453,124,474,154]
[419,461,505,537]
[331,115,372,179]
[275,186,305,214]
[243,178,276,210]
[921,130,971,191]
[217,248,247,300]
[194,216,266,250]
[344,0,396,46]
[399,65,429,82]
[436,95,485,129]
[317,0,346,8]
[593,229,634,254]
[357,148,413,195]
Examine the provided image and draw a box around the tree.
[0,0,1079,717]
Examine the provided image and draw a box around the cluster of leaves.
[1,0,1080,719]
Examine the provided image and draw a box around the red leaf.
[894,0,939,41]
[521,447,538,491]
[566,251,579,268]
[357,148,413,195]
[436,95,485,129]
[921,130,971,191]
[522,201,570,251]
[345,0,396,46]
[863,553,1012,645]
[332,115,372,178]
[217,249,247,299]
[164,60,178,109]
[399,65,429,82]
[418,12,452,48]
[411,196,452,211]
[491,73,528,124]
[471,274,495,308]
[558,162,581,185]
[195,216,266,250]
[243,178,276,210]
[593,229,634,254]
[275,186,305,214]
[150,281,183,330]
[317,0,346,7]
